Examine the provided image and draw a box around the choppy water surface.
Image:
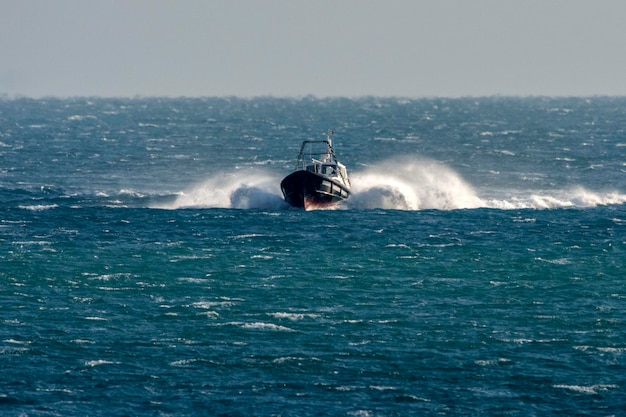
[1,97,625,416]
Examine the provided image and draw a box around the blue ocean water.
[1,96,625,416]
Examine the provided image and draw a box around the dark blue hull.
[280,171,350,209]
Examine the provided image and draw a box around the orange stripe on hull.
[304,197,340,211]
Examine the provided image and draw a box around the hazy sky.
[2,0,626,98]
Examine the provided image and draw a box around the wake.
[484,189,626,210]
[155,169,286,210]
[155,158,626,211]
[346,158,482,210]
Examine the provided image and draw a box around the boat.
[280,131,351,209]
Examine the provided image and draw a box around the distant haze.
[2,0,626,98]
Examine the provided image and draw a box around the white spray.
[347,158,483,210]
[154,158,626,211]
[156,169,286,210]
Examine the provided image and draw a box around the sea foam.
[347,158,483,210]
[158,169,286,210]
[485,187,626,210]
[155,158,625,211]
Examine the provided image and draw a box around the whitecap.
[191,301,234,309]
[268,312,320,321]
[71,339,95,344]
[170,359,202,367]
[85,360,118,367]
[553,384,617,395]
[219,321,295,332]
[3,339,31,345]
[535,257,572,265]
[475,358,511,366]
[495,149,516,156]
[177,277,212,283]
[369,385,397,391]
[18,204,58,211]
[485,187,626,210]
[273,356,321,364]
[240,322,295,332]
[597,347,626,353]
[67,114,97,121]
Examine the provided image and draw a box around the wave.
[151,158,626,211]
[18,204,59,211]
[484,188,626,210]
[154,169,287,210]
[346,158,483,210]
[349,158,626,210]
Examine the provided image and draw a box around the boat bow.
[280,131,351,209]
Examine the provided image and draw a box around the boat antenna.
[326,129,334,146]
